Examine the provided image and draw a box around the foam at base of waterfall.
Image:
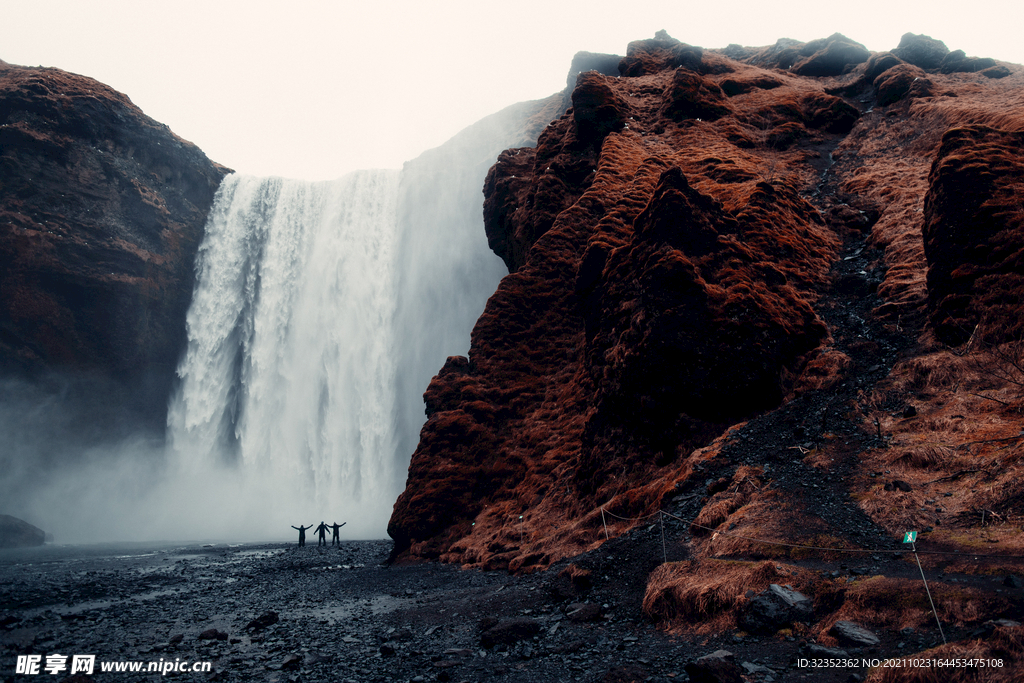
[167,171,402,539]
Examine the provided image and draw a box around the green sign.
[903,531,917,543]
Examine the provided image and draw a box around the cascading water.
[0,94,552,543]
[163,100,550,541]
[167,171,404,538]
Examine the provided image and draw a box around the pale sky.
[3,0,1021,180]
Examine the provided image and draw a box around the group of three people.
[291,521,345,547]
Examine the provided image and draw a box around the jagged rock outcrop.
[790,33,870,77]
[0,61,228,422]
[892,32,950,70]
[873,64,934,106]
[391,31,846,567]
[390,29,1024,576]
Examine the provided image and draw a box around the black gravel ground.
[4,93,1022,683]
[2,539,712,683]
[3,535,1020,683]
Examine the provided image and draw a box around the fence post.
[660,511,667,564]
[912,541,947,645]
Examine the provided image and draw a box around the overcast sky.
[4,1,1021,180]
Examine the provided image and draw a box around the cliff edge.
[0,61,229,424]
[390,30,1024,592]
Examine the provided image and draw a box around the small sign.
[903,531,918,543]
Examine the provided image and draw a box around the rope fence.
[598,505,1024,559]
[495,498,1021,641]
[592,503,1024,644]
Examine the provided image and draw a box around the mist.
[0,97,553,545]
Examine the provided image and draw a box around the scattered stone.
[739,584,813,634]
[701,649,735,661]
[432,659,460,669]
[198,628,229,641]
[566,602,603,622]
[281,654,302,670]
[971,618,1022,638]
[685,650,743,683]
[805,643,849,658]
[602,664,650,682]
[830,621,880,647]
[741,661,774,675]
[246,610,279,631]
[479,618,542,649]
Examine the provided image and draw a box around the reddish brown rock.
[390,32,845,567]
[659,69,732,122]
[0,61,227,420]
[618,30,709,78]
[390,30,1024,578]
[923,125,1024,345]
[939,49,997,74]
[863,52,904,81]
[874,64,934,106]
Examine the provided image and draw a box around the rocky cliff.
[389,28,1024,604]
[0,60,228,425]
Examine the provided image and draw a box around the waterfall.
[167,171,406,538]
[0,92,557,543]
[165,99,551,541]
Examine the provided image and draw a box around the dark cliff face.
[389,31,1024,578]
[0,61,228,425]
[923,126,1024,346]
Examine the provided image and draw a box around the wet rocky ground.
[3,535,1020,683]
[1,539,706,683]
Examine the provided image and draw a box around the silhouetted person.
[292,524,313,547]
[314,521,329,547]
[328,522,346,546]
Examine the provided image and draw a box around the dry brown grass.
[864,623,1024,682]
[690,483,862,561]
[912,75,1024,134]
[689,465,763,536]
[792,347,853,394]
[642,559,818,634]
[812,575,1014,647]
[888,353,969,396]
[886,444,958,469]
[850,341,1024,562]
